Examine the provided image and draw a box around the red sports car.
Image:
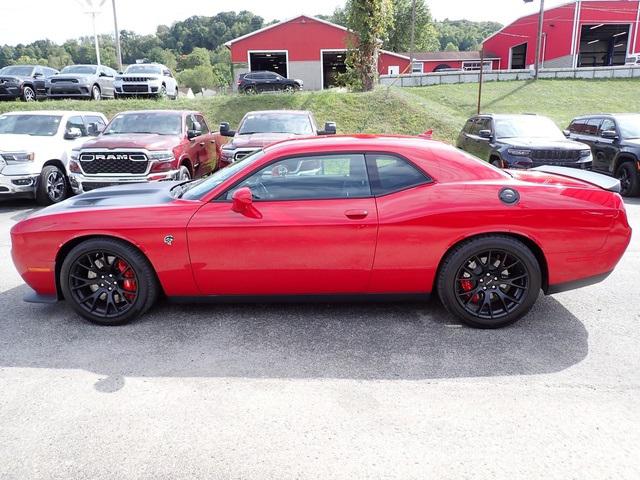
[10,136,632,328]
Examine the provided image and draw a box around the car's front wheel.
[437,235,541,328]
[617,162,640,197]
[22,85,36,102]
[36,165,68,205]
[60,238,159,326]
[91,84,101,100]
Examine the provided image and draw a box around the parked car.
[238,71,303,94]
[625,55,640,66]
[113,63,178,99]
[68,110,217,193]
[566,113,640,196]
[46,64,118,100]
[218,110,336,165]
[457,114,593,169]
[0,65,59,101]
[0,110,107,204]
[11,136,630,328]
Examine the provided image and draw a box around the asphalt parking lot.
[0,198,638,480]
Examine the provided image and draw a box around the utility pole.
[77,0,107,66]
[477,47,485,114]
[524,0,546,78]
[408,0,417,74]
[112,0,123,71]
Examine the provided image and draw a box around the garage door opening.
[249,51,288,77]
[510,43,527,69]
[578,24,630,67]
[322,51,347,89]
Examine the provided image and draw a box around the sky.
[0,0,572,46]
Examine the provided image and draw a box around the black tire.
[437,235,541,329]
[245,86,257,95]
[22,85,36,102]
[156,84,167,99]
[178,165,191,181]
[91,84,101,100]
[616,162,640,197]
[60,238,159,326]
[284,84,295,93]
[36,165,68,205]
[490,158,503,168]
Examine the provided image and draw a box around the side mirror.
[563,129,570,137]
[33,72,43,78]
[64,127,83,140]
[87,122,104,136]
[187,129,200,140]
[231,187,253,213]
[220,122,236,137]
[478,129,492,140]
[319,121,337,135]
[601,129,618,140]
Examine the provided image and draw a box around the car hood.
[0,133,59,152]
[0,75,26,82]
[231,132,304,148]
[80,134,180,150]
[50,74,95,81]
[499,137,587,150]
[624,138,640,147]
[32,182,181,218]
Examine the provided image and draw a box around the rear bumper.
[69,169,181,193]
[0,173,38,197]
[547,271,612,294]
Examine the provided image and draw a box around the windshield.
[238,113,314,135]
[494,116,564,139]
[104,112,182,135]
[125,65,162,75]
[617,115,640,139]
[61,65,97,75]
[0,114,61,136]
[182,151,266,200]
[0,66,34,76]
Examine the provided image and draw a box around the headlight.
[507,148,532,157]
[70,150,80,161]
[579,149,592,157]
[2,152,35,163]
[148,150,175,162]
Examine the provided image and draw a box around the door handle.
[345,209,369,220]
[199,142,205,147]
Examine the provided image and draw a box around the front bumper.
[0,85,21,99]
[69,169,181,193]
[114,81,161,96]
[502,155,593,170]
[47,84,91,98]
[0,173,38,197]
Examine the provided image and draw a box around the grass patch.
[1,78,638,145]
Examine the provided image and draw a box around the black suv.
[238,71,303,94]
[457,114,592,170]
[0,65,59,101]
[566,114,640,196]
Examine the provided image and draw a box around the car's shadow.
[624,197,640,206]
[0,284,588,392]
[0,199,40,221]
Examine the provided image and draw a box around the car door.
[185,114,209,177]
[457,118,475,152]
[99,67,115,97]
[33,66,47,97]
[594,118,619,174]
[473,117,493,161]
[195,114,217,175]
[187,153,378,295]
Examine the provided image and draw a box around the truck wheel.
[22,86,36,102]
[36,165,68,205]
[178,165,191,181]
[617,162,640,197]
[156,84,167,99]
[91,85,101,100]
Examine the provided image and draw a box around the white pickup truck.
[0,110,107,204]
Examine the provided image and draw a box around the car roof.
[113,110,195,115]
[475,113,546,119]
[572,113,640,120]
[244,110,311,116]
[1,110,105,116]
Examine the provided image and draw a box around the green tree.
[385,0,439,53]
[345,0,394,91]
[177,47,211,70]
[177,65,216,92]
[444,42,459,52]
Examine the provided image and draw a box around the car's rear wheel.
[22,86,36,102]
[616,162,640,197]
[60,239,159,326]
[36,165,68,205]
[490,158,503,168]
[284,84,295,93]
[91,84,101,100]
[245,86,257,95]
[437,236,541,328]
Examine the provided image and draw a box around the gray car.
[46,64,117,100]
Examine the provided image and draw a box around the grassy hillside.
[1,79,638,145]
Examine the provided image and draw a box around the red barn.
[484,0,640,69]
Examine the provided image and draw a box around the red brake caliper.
[116,260,137,301]
[460,279,479,303]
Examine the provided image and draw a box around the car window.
[569,119,586,134]
[186,115,197,132]
[66,115,87,136]
[462,119,475,134]
[584,119,602,136]
[599,119,616,135]
[85,115,106,136]
[225,154,371,201]
[44,67,58,77]
[238,113,314,135]
[366,154,432,196]
[195,114,209,133]
[0,114,61,136]
[476,118,492,133]
[467,119,481,136]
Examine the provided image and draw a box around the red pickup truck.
[68,110,219,193]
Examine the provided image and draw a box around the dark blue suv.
[456,114,592,170]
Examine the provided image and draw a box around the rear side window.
[599,119,616,135]
[366,154,432,196]
[584,118,602,136]
[462,119,475,134]
[195,114,209,133]
[569,119,586,134]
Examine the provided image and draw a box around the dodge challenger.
[10,135,632,328]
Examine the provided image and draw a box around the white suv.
[114,63,178,99]
[0,110,107,204]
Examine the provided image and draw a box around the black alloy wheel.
[36,165,68,205]
[22,85,36,102]
[60,239,159,325]
[617,162,640,197]
[437,236,541,328]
